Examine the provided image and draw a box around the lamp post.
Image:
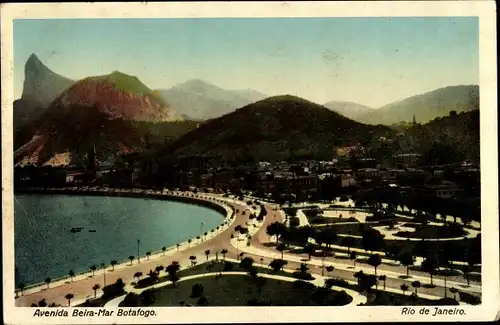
[321,253,326,276]
[236,236,240,260]
[137,239,141,264]
[101,262,106,287]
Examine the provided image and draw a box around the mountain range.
[156,79,267,121]
[13,54,480,166]
[323,101,374,121]
[355,85,479,125]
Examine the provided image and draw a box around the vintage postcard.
[1,1,498,324]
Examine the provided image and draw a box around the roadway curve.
[15,190,479,307]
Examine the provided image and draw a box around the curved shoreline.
[15,187,235,292]
[16,187,231,219]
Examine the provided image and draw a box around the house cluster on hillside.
[14,147,480,204]
[159,154,479,202]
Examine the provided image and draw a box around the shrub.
[434,297,460,305]
[190,284,204,298]
[102,278,125,299]
[292,271,315,280]
[292,280,316,290]
[121,293,140,307]
[223,262,233,272]
[324,278,350,289]
[290,218,300,227]
[459,292,481,305]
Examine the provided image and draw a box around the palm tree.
[166,262,181,287]
[411,281,421,296]
[92,284,101,298]
[90,265,97,276]
[379,275,387,290]
[398,252,415,277]
[45,277,51,289]
[68,269,75,282]
[189,255,197,266]
[204,231,208,240]
[221,249,228,261]
[18,283,25,296]
[134,271,143,282]
[450,287,459,300]
[353,270,364,286]
[421,256,438,286]
[260,257,264,265]
[147,269,158,283]
[110,260,117,271]
[196,235,201,243]
[146,251,151,260]
[276,243,287,259]
[462,264,472,287]
[64,293,74,306]
[205,249,211,261]
[368,254,382,275]
[177,243,180,251]
[326,265,334,274]
[188,239,192,247]
[128,256,135,265]
[162,246,167,256]
[349,251,358,268]
[400,283,409,295]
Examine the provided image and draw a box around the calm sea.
[14,194,224,286]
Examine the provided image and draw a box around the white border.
[1,1,498,324]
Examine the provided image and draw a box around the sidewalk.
[16,190,239,297]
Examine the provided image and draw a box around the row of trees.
[353,187,479,224]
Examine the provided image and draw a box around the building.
[393,153,422,168]
[178,155,218,173]
[357,168,379,178]
[340,174,356,188]
[415,180,462,199]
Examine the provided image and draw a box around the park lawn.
[125,274,353,307]
[134,260,290,289]
[315,223,375,236]
[308,216,359,224]
[394,225,467,239]
[362,291,460,306]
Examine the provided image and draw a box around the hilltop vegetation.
[88,71,167,106]
[161,95,393,162]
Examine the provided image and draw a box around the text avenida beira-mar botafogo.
[33,308,156,318]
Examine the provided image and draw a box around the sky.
[14,17,479,107]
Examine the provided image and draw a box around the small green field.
[308,216,359,224]
[134,260,290,289]
[121,274,353,307]
[394,224,467,239]
[315,223,375,236]
[362,291,460,306]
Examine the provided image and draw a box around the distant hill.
[50,71,184,122]
[357,85,479,125]
[414,110,480,164]
[160,95,393,162]
[14,71,192,166]
[157,79,267,120]
[323,101,374,120]
[14,54,75,129]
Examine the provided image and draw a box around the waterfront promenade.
[14,188,480,306]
